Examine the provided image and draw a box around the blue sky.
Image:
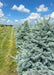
[0,0,54,24]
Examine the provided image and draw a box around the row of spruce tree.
[13,17,54,75]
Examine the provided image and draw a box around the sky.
[0,0,54,25]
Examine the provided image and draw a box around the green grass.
[0,25,18,75]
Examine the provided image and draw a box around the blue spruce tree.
[13,18,54,75]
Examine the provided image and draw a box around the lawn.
[0,25,18,75]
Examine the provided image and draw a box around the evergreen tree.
[13,17,54,75]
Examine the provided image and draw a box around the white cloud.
[11,5,17,10]
[18,13,40,24]
[6,20,14,25]
[0,9,4,17]
[27,13,40,20]
[6,19,19,25]
[0,9,7,24]
[11,4,30,13]
[36,4,48,12]
[0,2,3,8]
[0,17,6,22]
[15,20,19,22]
[51,12,54,18]
[0,16,7,24]
[7,20,11,23]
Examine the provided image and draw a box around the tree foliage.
[13,18,54,75]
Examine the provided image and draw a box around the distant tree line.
[0,24,13,27]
